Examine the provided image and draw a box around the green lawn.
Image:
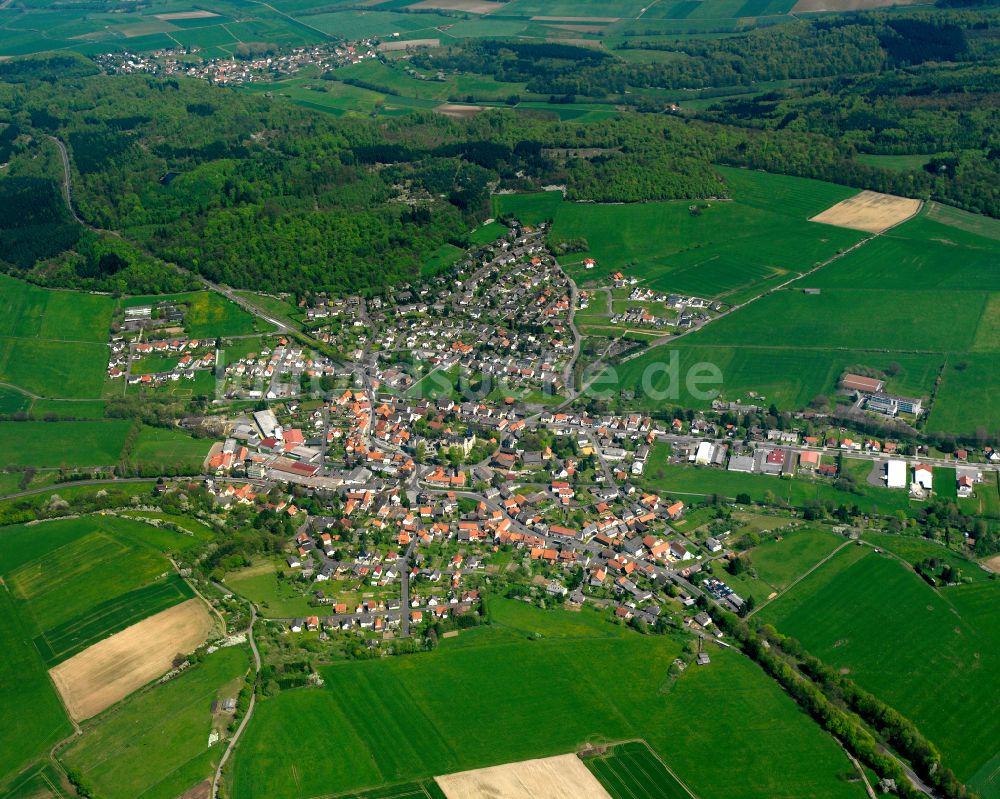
[0,586,73,787]
[230,598,866,799]
[0,420,129,468]
[493,191,564,226]
[60,646,250,799]
[759,548,1000,786]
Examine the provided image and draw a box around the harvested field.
[809,190,921,233]
[154,10,220,19]
[434,103,487,118]
[409,0,507,12]
[436,755,612,799]
[378,38,441,51]
[793,0,926,10]
[49,599,214,721]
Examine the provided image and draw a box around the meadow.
[538,170,863,300]
[746,526,846,591]
[612,342,941,411]
[639,452,918,516]
[230,598,866,799]
[692,288,985,353]
[926,353,1000,437]
[133,425,212,473]
[60,646,250,799]
[224,559,318,617]
[122,290,262,338]
[860,531,986,582]
[0,274,112,399]
[0,586,72,789]
[759,547,1000,787]
[0,420,130,469]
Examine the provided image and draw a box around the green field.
[0,585,73,788]
[759,547,1000,787]
[123,290,263,337]
[585,741,694,799]
[230,598,866,799]
[591,183,1000,423]
[133,425,211,472]
[34,574,195,666]
[0,274,112,399]
[0,420,129,468]
[640,447,919,515]
[860,531,986,583]
[0,516,202,641]
[0,762,69,799]
[60,646,250,799]
[747,527,846,591]
[28,399,106,420]
[225,560,318,618]
[493,191,565,226]
[523,169,863,300]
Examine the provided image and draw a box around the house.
[669,540,693,561]
[694,441,714,466]
[705,537,723,553]
[914,464,933,491]
[798,451,820,470]
[957,475,974,498]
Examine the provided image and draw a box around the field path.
[618,199,923,365]
[213,605,260,799]
[747,540,851,618]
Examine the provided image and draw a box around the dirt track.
[49,599,214,721]
[436,755,612,799]
[809,190,922,233]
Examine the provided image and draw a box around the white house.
[694,441,714,466]
[914,464,933,491]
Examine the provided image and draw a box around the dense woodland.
[0,2,999,294]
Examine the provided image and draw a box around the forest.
[0,2,998,295]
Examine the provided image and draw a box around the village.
[184,223,998,655]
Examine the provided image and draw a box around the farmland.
[608,189,1000,422]
[0,585,72,788]
[758,547,1000,787]
[0,274,112,400]
[584,742,694,799]
[230,598,866,799]
[5,518,175,633]
[60,645,250,799]
[528,169,864,301]
[224,559,318,618]
[0,420,129,469]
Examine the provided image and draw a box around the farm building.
[842,373,885,393]
[886,459,907,489]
